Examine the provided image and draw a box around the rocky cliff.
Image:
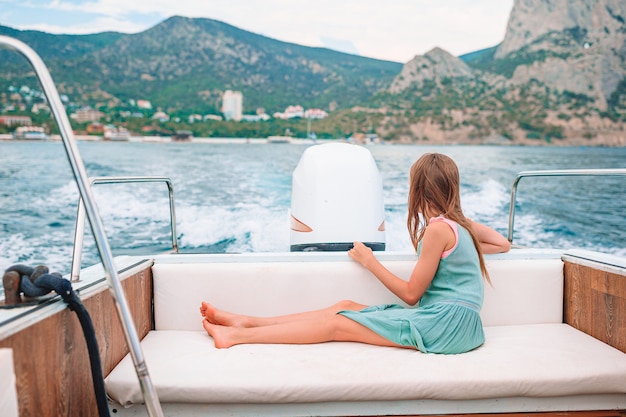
[374,0,625,145]
[496,0,625,58]
[496,0,626,108]
[389,48,474,93]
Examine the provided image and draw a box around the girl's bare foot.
[202,319,237,348]
[199,301,250,327]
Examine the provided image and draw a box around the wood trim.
[0,266,152,417]
[564,259,626,353]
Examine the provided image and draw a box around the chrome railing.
[508,168,626,243]
[0,36,164,417]
[71,176,178,282]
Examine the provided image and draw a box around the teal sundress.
[338,217,485,354]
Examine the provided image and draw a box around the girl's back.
[418,217,483,311]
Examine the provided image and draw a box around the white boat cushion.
[152,257,563,331]
[106,323,626,406]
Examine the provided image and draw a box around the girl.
[200,153,510,352]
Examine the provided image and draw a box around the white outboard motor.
[290,142,386,251]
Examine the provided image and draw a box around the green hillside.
[0,17,401,114]
[1,13,624,145]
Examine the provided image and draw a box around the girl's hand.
[348,242,375,269]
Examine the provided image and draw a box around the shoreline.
[1,133,624,147]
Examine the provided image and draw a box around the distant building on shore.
[103,125,130,141]
[242,114,270,122]
[0,115,32,127]
[71,107,104,124]
[304,108,329,119]
[273,105,304,120]
[86,122,105,134]
[136,100,153,110]
[31,103,50,114]
[152,111,170,122]
[273,105,327,120]
[12,125,48,140]
[173,130,193,141]
[222,90,243,121]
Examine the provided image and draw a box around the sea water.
[0,141,625,276]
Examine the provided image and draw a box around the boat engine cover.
[290,142,385,251]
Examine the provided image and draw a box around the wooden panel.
[0,266,152,417]
[564,260,626,353]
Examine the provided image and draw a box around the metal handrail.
[508,168,626,243]
[71,176,178,282]
[0,36,164,417]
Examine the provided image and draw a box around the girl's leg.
[200,300,368,328]
[203,314,407,349]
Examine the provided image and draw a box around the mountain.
[389,48,474,93]
[495,0,626,107]
[0,16,401,114]
[1,3,625,145]
[368,0,626,145]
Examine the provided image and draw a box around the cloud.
[6,0,513,62]
[24,15,148,34]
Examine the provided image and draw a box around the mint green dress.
[339,218,485,354]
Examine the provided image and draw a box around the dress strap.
[429,216,459,259]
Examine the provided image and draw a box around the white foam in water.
[511,213,551,247]
[0,233,31,270]
[462,179,511,234]
[382,209,413,252]
[0,231,76,275]
[95,185,170,217]
[51,181,80,205]
[1,143,624,273]
[379,170,413,252]
[462,179,509,218]
[176,203,290,252]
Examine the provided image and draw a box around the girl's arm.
[349,221,452,305]
[469,220,511,254]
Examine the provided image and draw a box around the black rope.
[4,264,110,417]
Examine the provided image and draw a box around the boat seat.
[150,257,565,330]
[107,325,626,409]
[105,254,626,415]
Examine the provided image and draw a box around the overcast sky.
[0,0,514,63]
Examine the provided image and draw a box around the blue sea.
[0,141,625,276]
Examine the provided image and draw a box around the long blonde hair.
[407,153,490,281]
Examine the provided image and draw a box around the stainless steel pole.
[508,168,626,243]
[0,35,164,417]
[71,176,178,282]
